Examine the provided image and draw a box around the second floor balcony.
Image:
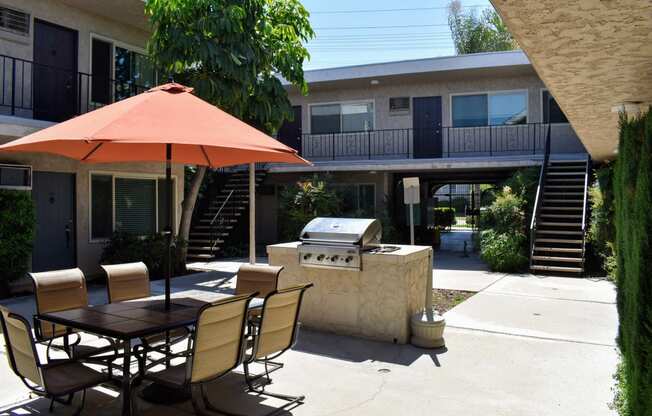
[298,123,584,161]
[0,54,150,124]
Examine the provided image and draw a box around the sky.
[300,0,494,70]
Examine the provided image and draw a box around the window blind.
[115,178,156,234]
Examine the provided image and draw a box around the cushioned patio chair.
[101,262,190,369]
[243,283,313,416]
[132,292,257,416]
[0,305,111,416]
[30,268,116,360]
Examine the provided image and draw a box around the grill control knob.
[331,255,339,262]
[317,254,325,261]
[303,254,312,260]
[345,256,353,263]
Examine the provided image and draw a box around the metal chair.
[0,305,111,416]
[243,283,313,416]
[101,262,190,370]
[29,268,115,360]
[132,292,257,416]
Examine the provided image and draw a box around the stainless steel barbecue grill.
[298,217,382,271]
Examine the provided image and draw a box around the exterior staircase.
[529,158,590,275]
[186,170,265,261]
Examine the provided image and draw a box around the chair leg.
[246,358,283,383]
[49,396,55,412]
[198,383,246,416]
[72,389,86,416]
[243,361,304,416]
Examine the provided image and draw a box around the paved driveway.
[0,256,618,415]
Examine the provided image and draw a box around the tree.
[145,0,313,262]
[447,0,517,55]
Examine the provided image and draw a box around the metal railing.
[209,189,235,254]
[529,124,552,268]
[0,54,151,122]
[300,123,550,161]
[580,155,592,271]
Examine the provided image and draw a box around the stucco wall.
[288,73,586,155]
[0,150,184,276]
[0,0,149,68]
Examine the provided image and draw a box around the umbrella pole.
[165,144,172,310]
[249,162,256,265]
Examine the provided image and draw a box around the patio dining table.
[37,291,263,416]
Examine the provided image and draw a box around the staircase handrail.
[209,188,235,254]
[580,155,591,271]
[529,124,552,264]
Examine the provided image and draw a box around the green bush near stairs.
[612,109,652,416]
[0,189,35,297]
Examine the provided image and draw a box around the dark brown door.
[91,38,112,105]
[277,106,302,153]
[33,19,78,122]
[413,96,442,158]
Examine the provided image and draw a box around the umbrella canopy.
[0,83,309,309]
[0,83,308,166]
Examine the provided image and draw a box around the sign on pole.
[403,177,420,245]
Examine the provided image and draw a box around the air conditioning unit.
[0,164,31,190]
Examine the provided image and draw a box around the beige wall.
[0,150,184,276]
[290,74,548,132]
[0,0,149,68]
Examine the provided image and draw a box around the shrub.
[0,190,35,296]
[278,175,341,241]
[612,109,652,415]
[433,207,456,229]
[101,232,187,279]
[586,164,616,278]
[480,186,525,234]
[479,229,528,272]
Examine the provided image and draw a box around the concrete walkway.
[0,257,619,415]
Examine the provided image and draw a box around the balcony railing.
[0,54,150,123]
[300,123,578,161]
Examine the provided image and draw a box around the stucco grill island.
[268,217,432,344]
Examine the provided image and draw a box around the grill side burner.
[297,217,382,271]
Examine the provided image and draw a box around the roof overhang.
[286,51,535,91]
[59,0,149,31]
[491,0,652,162]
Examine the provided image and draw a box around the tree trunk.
[179,166,207,263]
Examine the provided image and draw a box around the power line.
[313,23,450,30]
[310,5,486,14]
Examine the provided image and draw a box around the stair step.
[530,265,583,273]
[188,246,220,252]
[200,212,242,219]
[540,214,583,219]
[536,230,583,235]
[199,218,238,223]
[531,255,583,263]
[539,221,582,227]
[543,199,583,203]
[535,238,583,244]
[189,232,229,237]
[188,239,224,244]
[547,171,584,176]
[543,192,584,197]
[541,206,582,211]
[546,178,584,182]
[545,185,585,189]
[193,225,234,230]
[534,247,583,253]
[187,253,218,260]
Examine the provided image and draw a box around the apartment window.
[452,91,527,127]
[91,38,157,104]
[542,90,569,123]
[389,97,410,112]
[333,184,376,217]
[0,7,30,36]
[90,174,175,240]
[310,102,374,134]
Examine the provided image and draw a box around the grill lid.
[299,217,381,247]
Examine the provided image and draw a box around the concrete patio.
[0,255,619,415]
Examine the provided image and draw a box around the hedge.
[433,207,455,228]
[613,109,652,415]
[0,190,35,296]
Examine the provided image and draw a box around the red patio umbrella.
[0,83,309,309]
